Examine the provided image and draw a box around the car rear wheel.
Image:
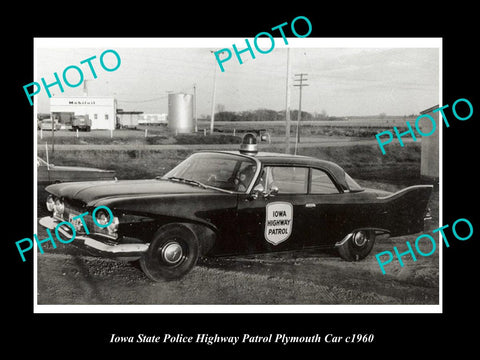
[337,230,375,261]
[140,224,199,281]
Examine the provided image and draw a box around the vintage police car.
[39,134,433,281]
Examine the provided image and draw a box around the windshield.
[162,152,258,192]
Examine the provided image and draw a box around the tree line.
[206,108,337,122]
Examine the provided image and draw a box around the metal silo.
[168,93,194,133]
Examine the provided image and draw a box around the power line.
[116,95,169,103]
[285,48,292,154]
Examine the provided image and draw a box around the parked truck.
[72,115,92,131]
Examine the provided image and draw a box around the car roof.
[212,150,349,190]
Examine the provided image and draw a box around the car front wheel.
[140,224,199,281]
[337,230,375,261]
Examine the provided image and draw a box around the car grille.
[58,201,114,238]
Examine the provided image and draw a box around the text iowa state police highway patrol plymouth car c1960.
[39,134,433,281]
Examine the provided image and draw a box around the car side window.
[234,162,257,191]
[259,166,308,194]
[310,168,339,194]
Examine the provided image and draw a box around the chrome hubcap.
[353,231,367,247]
[161,242,183,264]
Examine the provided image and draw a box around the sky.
[34,38,440,117]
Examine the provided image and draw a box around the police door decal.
[265,202,293,245]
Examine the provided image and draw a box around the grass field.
[37,141,424,184]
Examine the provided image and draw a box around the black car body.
[39,136,433,281]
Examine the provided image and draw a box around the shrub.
[174,134,242,145]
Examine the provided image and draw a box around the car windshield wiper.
[166,176,207,189]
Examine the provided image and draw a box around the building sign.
[50,97,115,107]
[68,100,96,105]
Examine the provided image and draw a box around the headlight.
[107,216,119,235]
[95,210,110,226]
[94,209,115,227]
[53,198,64,218]
[46,195,55,212]
[92,206,119,237]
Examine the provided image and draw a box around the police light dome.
[240,133,258,155]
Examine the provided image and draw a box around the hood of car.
[46,178,217,204]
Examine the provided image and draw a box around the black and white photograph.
[6,7,479,355]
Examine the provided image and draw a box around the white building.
[139,113,168,125]
[50,97,117,130]
[420,105,439,180]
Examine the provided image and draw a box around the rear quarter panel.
[376,185,433,237]
[304,185,433,245]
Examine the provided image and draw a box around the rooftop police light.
[240,133,258,155]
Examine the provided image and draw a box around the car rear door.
[302,167,345,247]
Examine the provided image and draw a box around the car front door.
[236,165,310,254]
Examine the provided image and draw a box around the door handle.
[305,203,316,208]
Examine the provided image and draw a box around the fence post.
[145,128,148,138]
[45,142,49,170]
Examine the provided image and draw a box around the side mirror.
[269,185,279,197]
[250,184,265,200]
[249,184,279,200]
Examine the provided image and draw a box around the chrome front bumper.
[39,216,149,258]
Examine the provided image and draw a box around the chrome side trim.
[376,185,433,200]
[334,228,391,247]
[334,233,353,247]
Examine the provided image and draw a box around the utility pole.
[51,94,55,153]
[51,113,55,153]
[285,48,292,154]
[193,83,198,132]
[210,49,229,134]
[210,63,217,134]
[83,79,89,96]
[294,73,308,155]
[209,50,221,134]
